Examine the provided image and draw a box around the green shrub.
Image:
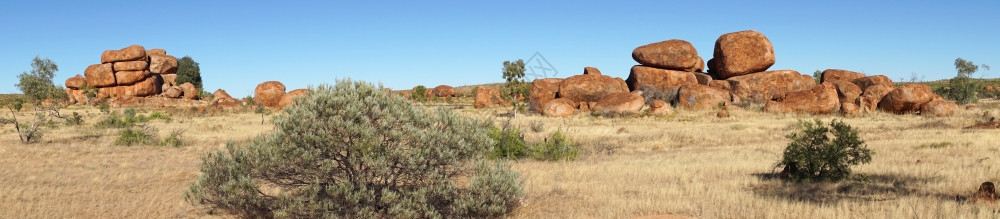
[778,119,872,182]
[529,120,545,133]
[96,108,172,128]
[939,58,991,104]
[530,131,578,161]
[184,80,522,218]
[115,126,155,146]
[65,112,83,126]
[412,85,427,102]
[488,126,528,159]
[159,130,184,147]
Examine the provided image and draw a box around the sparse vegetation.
[65,112,83,126]
[412,85,428,102]
[488,125,529,159]
[778,119,872,182]
[812,70,822,84]
[15,56,67,103]
[114,125,156,146]
[935,57,991,104]
[176,56,203,90]
[184,80,522,218]
[501,59,529,116]
[530,130,578,161]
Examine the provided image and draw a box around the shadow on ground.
[750,172,947,204]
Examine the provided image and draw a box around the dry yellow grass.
[1,102,999,218]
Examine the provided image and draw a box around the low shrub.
[115,125,155,146]
[488,125,528,159]
[530,131,578,161]
[778,119,872,182]
[65,112,83,126]
[185,80,522,218]
[159,130,184,147]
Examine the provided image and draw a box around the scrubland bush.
[530,130,578,161]
[488,125,528,159]
[778,119,872,182]
[185,79,522,218]
[412,85,427,102]
[489,124,579,161]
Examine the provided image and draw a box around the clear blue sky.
[2,1,998,97]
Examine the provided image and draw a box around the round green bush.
[185,79,522,218]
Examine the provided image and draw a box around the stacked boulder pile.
[64,45,206,104]
[526,30,958,117]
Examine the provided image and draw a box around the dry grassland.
[1,102,999,218]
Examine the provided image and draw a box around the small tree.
[501,59,528,117]
[176,56,203,90]
[944,57,990,104]
[16,56,67,103]
[778,119,872,182]
[812,70,822,84]
[185,80,522,218]
[411,85,427,102]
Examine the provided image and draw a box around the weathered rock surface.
[763,83,839,114]
[592,92,645,114]
[163,86,182,98]
[542,98,576,117]
[969,182,998,204]
[693,73,712,85]
[851,75,894,91]
[161,74,177,86]
[433,85,456,97]
[114,70,150,85]
[148,54,178,74]
[626,65,697,91]
[858,84,893,112]
[826,80,862,105]
[123,75,162,97]
[841,102,861,116]
[474,86,508,108]
[711,30,776,79]
[65,74,86,89]
[101,45,146,63]
[583,66,602,75]
[179,82,198,100]
[821,69,865,84]
[278,89,308,109]
[559,73,628,103]
[146,49,167,56]
[632,39,701,71]
[529,78,563,112]
[212,89,239,104]
[676,83,731,110]
[727,70,815,101]
[920,100,958,117]
[113,61,148,71]
[85,63,116,87]
[255,81,286,107]
[649,99,671,116]
[878,84,935,114]
[708,80,732,92]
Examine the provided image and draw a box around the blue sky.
[2,1,998,97]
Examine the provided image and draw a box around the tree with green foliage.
[778,119,872,182]
[501,59,528,117]
[411,85,427,102]
[185,79,522,218]
[176,56,203,90]
[942,58,991,104]
[812,70,822,84]
[16,56,67,103]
